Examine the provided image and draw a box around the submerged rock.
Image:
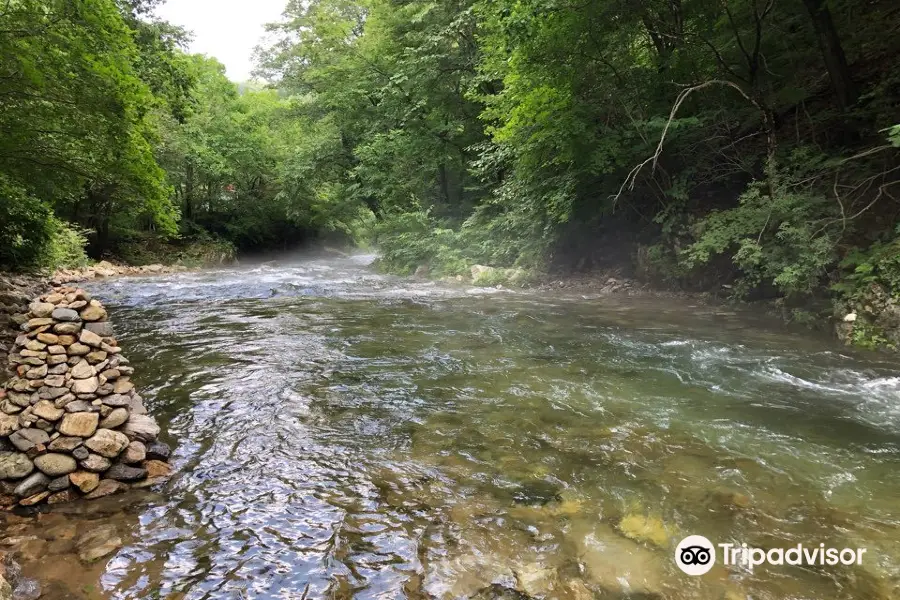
[144,440,171,461]
[470,584,533,600]
[617,514,671,548]
[83,479,128,500]
[513,564,557,597]
[511,480,562,506]
[142,460,171,478]
[12,581,41,600]
[569,521,668,597]
[75,524,122,563]
[104,463,146,482]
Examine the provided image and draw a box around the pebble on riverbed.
[0,287,172,508]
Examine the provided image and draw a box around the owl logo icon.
[675,535,716,575]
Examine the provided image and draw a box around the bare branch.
[611,79,757,207]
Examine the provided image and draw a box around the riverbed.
[4,255,899,599]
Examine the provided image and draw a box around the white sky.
[153,0,287,81]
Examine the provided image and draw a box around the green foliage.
[0,175,88,271]
[43,220,91,272]
[156,56,376,253]
[683,178,838,298]
[833,235,900,301]
[252,0,898,349]
[847,317,895,351]
[113,230,236,267]
[885,125,900,148]
[373,211,465,275]
[0,177,55,270]
[260,0,488,244]
[0,0,176,247]
[374,203,553,278]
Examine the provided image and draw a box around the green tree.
[0,0,178,260]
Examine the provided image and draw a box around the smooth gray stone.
[14,471,50,497]
[51,308,80,322]
[84,322,115,337]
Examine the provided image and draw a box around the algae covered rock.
[617,513,672,548]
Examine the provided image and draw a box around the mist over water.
[8,256,900,599]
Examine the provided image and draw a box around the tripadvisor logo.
[675,535,868,575]
[675,535,716,575]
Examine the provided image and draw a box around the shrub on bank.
[112,231,237,268]
[832,234,900,350]
[0,176,90,272]
[373,208,545,281]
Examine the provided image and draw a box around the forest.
[1,0,899,345]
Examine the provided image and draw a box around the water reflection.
[5,257,899,599]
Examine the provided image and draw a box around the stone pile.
[0,287,171,507]
[0,275,45,376]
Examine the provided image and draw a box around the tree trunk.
[184,161,194,220]
[86,185,113,257]
[438,163,452,206]
[801,0,856,111]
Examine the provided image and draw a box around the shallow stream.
[3,255,899,599]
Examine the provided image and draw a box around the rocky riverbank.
[1,262,190,371]
[0,276,48,379]
[50,260,188,286]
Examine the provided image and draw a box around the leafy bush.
[829,231,900,350]
[374,204,549,278]
[834,233,900,301]
[374,210,466,275]
[43,218,91,271]
[0,177,54,270]
[114,230,237,267]
[177,238,237,267]
[0,176,89,271]
[682,179,837,298]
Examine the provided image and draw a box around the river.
[3,255,899,599]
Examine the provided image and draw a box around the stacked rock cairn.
[0,287,172,507]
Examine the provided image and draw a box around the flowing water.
[3,255,900,599]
